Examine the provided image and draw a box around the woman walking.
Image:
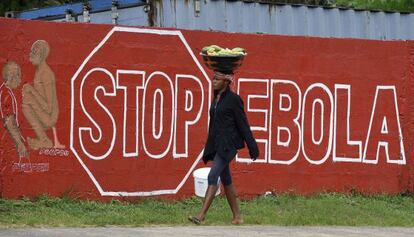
[189,70,259,225]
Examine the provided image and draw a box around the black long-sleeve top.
[202,86,259,164]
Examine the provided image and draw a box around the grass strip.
[1,193,414,227]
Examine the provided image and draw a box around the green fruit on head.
[232,51,245,56]
[232,47,245,53]
[202,46,209,53]
[218,51,230,56]
[207,48,216,54]
[209,45,223,51]
[201,45,246,56]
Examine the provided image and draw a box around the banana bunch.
[201,45,246,56]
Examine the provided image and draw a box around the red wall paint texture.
[0,18,413,200]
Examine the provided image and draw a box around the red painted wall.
[0,18,413,200]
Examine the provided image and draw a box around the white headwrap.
[214,71,234,83]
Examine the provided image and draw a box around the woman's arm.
[233,96,259,160]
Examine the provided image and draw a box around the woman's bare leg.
[224,184,243,224]
[195,184,219,221]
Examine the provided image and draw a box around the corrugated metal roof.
[17,0,146,20]
[17,3,82,20]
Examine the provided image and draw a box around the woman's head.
[213,71,233,91]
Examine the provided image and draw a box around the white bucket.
[193,167,221,198]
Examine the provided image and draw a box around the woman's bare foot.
[231,217,244,225]
[188,215,205,225]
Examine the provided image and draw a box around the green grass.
[1,193,414,227]
[335,0,414,12]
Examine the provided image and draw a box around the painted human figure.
[1,61,28,157]
[22,40,65,150]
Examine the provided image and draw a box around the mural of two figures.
[1,40,64,171]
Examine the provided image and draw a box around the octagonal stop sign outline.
[70,27,211,196]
